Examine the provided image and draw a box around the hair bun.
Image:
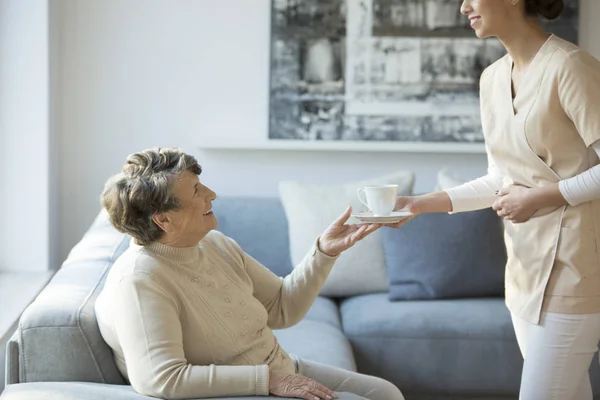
[536,0,565,20]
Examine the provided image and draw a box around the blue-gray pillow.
[382,209,506,301]
[212,197,293,277]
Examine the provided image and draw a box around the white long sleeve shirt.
[445,142,600,212]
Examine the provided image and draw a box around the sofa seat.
[303,296,342,329]
[340,294,524,397]
[276,320,356,372]
[274,296,356,372]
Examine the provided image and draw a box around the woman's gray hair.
[101,147,201,245]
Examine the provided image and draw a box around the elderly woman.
[94,147,406,400]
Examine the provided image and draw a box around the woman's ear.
[152,212,171,232]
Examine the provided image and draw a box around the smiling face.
[155,170,218,246]
[460,0,525,39]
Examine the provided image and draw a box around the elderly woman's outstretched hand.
[269,370,337,400]
[317,206,381,257]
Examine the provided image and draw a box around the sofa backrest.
[212,196,293,276]
[17,196,293,383]
[18,210,130,384]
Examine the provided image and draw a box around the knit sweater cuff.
[255,365,270,396]
[314,237,340,264]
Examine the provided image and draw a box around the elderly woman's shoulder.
[100,245,180,301]
[111,243,174,278]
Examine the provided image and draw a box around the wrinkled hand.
[492,185,537,223]
[318,206,381,257]
[269,370,337,400]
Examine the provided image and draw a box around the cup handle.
[356,188,370,210]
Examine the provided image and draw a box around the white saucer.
[351,211,413,224]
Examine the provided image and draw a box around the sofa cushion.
[275,319,356,372]
[339,294,523,396]
[304,296,342,329]
[277,296,353,371]
[382,209,506,301]
[211,197,293,277]
[275,296,353,370]
[18,210,128,384]
[279,171,414,297]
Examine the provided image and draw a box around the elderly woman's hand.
[269,370,337,400]
[317,206,381,257]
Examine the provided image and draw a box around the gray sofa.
[3,197,600,400]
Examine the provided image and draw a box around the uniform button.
[241,330,247,336]
[240,301,246,306]
[225,312,232,318]
[224,297,231,303]
[223,284,229,290]
[258,317,263,323]
[208,282,215,288]
[207,269,213,275]
[242,314,248,320]
[192,276,200,282]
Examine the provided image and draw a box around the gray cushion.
[274,295,354,372]
[340,294,523,396]
[275,319,356,372]
[382,209,506,300]
[304,296,342,329]
[19,210,128,384]
[211,197,293,277]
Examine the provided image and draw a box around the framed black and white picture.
[268,0,579,151]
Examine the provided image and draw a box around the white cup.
[356,185,398,217]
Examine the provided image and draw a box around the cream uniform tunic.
[480,35,600,324]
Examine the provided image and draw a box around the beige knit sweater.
[95,230,337,399]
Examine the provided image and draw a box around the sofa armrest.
[5,330,20,385]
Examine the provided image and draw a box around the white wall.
[57,0,600,263]
[0,0,51,272]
